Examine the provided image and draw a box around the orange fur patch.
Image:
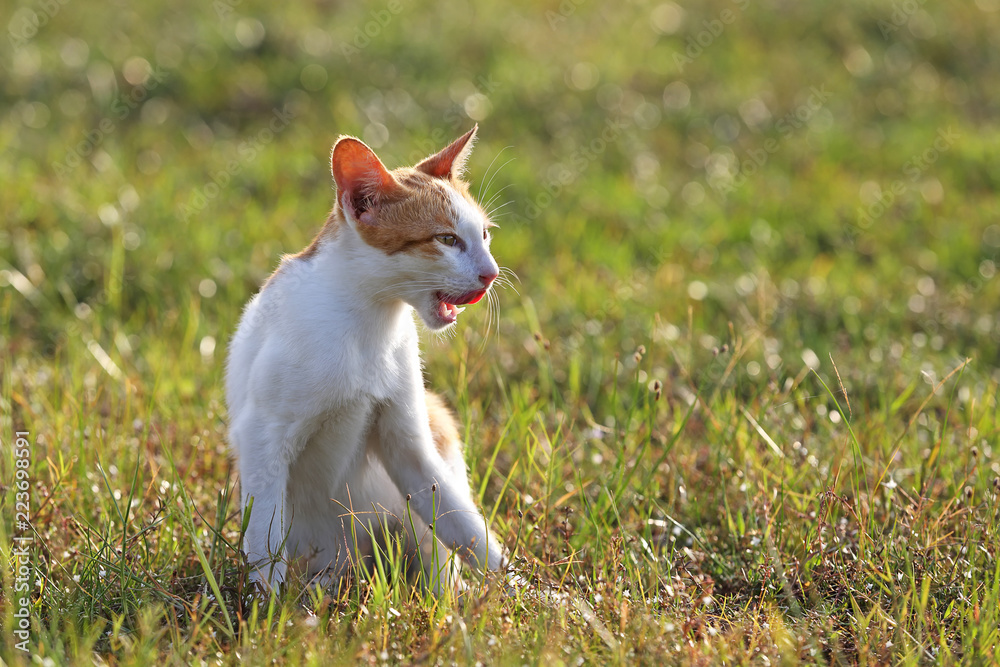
[425,390,461,460]
[262,140,492,292]
[352,167,479,257]
[260,209,340,290]
[293,209,341,261]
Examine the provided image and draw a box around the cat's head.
[330,126,500,331]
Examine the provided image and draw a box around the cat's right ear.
[331,136,402,225]
[416,125,477,180]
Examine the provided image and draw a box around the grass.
[3,0,1000,663]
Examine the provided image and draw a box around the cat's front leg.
[241,477,289,592]
[231,417,292,592]
[372,397,505,575]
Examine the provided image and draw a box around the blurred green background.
[3,0,1000,662]
[3,0,1000,397]
[4,0,1000,388]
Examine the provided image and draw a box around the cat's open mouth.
[434,290,487,325]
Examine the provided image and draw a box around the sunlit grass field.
[3,0,1000,663]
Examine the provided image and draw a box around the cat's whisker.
[484,189,513,206]
[487,289,498,343]
[487,209,512,223]
[495,266,521,295]
[483,183,514,209]
[371,280,442,293]
[478,289,497,352]
[368,280,446,301]
[491,290,500,343]
[482,158,515,201]
[499,266,521,284]
[477,146,512,202]
[483,294,500,345]
[480,295,491,346]
[483,185,514,214]
[486,200,514,218]
[489,290,502,347]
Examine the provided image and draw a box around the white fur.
[226,181,503,593]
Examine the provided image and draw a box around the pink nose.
[479,271,499,287]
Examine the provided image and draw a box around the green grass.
[3,0,1000,663]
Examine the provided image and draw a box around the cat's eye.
[436,234,459,247]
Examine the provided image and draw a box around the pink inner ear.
[331,137,399,218]
[332,138,392,193]
[417,125,477,179]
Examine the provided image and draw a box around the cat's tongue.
[436,289,487,324]
[445,289,487,306]
[454,290,487,305]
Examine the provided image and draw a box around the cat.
[226,125,507,594]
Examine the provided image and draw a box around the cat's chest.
[291,314,417,408]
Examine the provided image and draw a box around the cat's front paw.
[248,559,287,598]
[480,564,530,599]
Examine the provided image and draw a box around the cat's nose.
[479,271,499,287]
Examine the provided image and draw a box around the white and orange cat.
[226,126,506,593]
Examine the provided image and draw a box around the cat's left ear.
[331,135,403,225]
[416,125,478,180]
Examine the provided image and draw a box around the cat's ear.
[331,136,402,224]
[416,125,478,180]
